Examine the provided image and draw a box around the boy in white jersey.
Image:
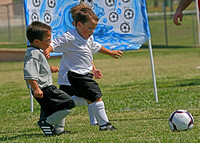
[44,5,122,131]
[23,21,75,135]
[57,2,123,126]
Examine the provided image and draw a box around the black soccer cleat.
[37,120,56,136]
[99,122,116,131]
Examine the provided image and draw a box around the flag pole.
[30,90,33,112]
[148,38,158,102]
[196,0,200,45]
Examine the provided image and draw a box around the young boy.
[44,5,122,131]
[23,21,75,136]
[59,2,103,126]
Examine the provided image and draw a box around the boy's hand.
[43,46,52,59]
[50,66,59,73]
[110,50,123,59]
[93,69,103,79]
[33,88,43,98]
[173,10,183,26]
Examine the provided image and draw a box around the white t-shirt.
[50,29,102,85]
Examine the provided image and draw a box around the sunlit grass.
[0,48,200,142]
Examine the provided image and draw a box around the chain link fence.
[0,1,26,43]
[0,0,198,47]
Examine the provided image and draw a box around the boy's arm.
[27,79,43,98]
[98,46,123,59]
[92,61,103,79]
[43,45,53,59]
[173,0,193,26]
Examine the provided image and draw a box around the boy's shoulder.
[25,47,43,60]
[61,29,77,41]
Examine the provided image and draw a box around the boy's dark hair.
[73,7,99,26]
[26,21,52,43]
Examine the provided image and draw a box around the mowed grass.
[0,47,200,142]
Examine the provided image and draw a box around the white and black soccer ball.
[44,13,52,24]
[32,0,40,7]
[109,12,118,22]
[48,0,56,8]
[105,0,115,7]
[124,9,134,19]
[169,109,194,131]
[120,22,130,33]
[80,0,94,9]
[31,12,39,21]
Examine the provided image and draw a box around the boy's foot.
[37,120,56,136]
[99,123,116,131]
[57,130,71,135]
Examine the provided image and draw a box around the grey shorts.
[68,71,102,102]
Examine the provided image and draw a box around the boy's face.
[33,30,51,50]
[40,31,51,50]
[76,19,98,39]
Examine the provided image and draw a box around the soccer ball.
[80,0,94,9]
[105,0,115,7]
[44,13,52,24]
[124,9,134,19]
[120,22,130,33]
[169,109,194,131]
[109,12,118,22]
[48,0,56,8]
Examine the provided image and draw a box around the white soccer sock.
[46,109,70,125]
[88,104,98,125]
[54,118,65,134]
[91,101,109,126]
[71,95,88,106]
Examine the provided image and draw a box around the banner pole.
[196,0,200,46]
[148,39,158,102]
[30,90,33,112]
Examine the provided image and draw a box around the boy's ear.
[33,39,41,45]
[76,21,82,27]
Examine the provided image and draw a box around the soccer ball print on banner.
[23,0,150,50]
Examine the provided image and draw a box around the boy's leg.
[38,109,70,135]
[39,108,46,121]
[91,100,116,131]
[71,95,88,106]
[71,95,98,125]
[68,72,115,130]
[91,101,109,126]
[60,85,98,125]
[88,104,98,125]
[46,109,70,125]
[54,117,68,135]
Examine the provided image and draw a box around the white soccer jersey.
[51,29,102,80]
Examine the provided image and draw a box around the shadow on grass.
[176,79,200,87]
[0,130,78,141]
[0,133,42,141]
[110,114,198,122]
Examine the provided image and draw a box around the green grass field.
[0,47,200,142]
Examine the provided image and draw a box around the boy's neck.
[28,44,40,49]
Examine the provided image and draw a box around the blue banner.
[23,0,150,51]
